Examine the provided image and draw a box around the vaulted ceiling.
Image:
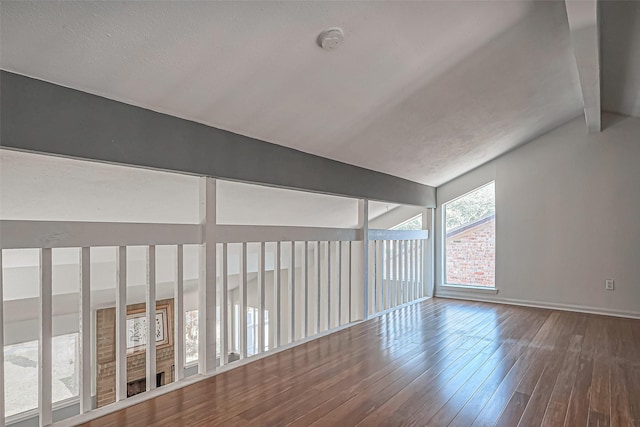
[1,1,638,186]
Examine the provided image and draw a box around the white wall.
[436,113,640,318]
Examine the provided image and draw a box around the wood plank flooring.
[81,298,640,426]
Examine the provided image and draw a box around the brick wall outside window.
[445,216,495,287]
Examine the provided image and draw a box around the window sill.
[439,284,499,294]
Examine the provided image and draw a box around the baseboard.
[435,291,640,319]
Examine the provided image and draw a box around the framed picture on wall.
[126,305,171,354]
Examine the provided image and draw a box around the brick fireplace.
[96,299,175,407]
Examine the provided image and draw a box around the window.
[391,214,422,231]
[234,305,270,357]
[184,307,267,363]
[184,308,222,364]
[3,333,79,417]
[185,310,199,364]
[444,182,495,288]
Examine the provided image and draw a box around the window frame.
[442,181,496,290]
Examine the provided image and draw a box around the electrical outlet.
[605,279,614,290]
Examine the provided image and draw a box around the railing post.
[174,245,185,381]
[358,199,369,320]
[199,177,217,374]
[0,251,5,427]
[39,248,53,427]
[115,246,127,402]
[259,242,265,353]
[145,245,157,391]
[423,208,435,298]
[79,247,92,412]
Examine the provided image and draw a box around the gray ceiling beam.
[565,0,601,133]
[0,71,435,207]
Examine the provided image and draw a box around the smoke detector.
[318,28,344,50]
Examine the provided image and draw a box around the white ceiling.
[0,1,576,186]
[0,1,637,186]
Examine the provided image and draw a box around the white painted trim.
[221,243,229,364]
[216,225,358,244]
[368,229,428,241]
[145,246,157,392]
[437,284,499,294]
[259,242,265,353]
[174,245,185,382]
[198,177,217,374]
[327,241,331,330]
[358,199,369,320]
[385,240,391,310]
[338,241,342,326]
[316,241,321,332]
[39,248,53,427]
[115,246,127,402]
[435,294,640,320]
[240,243,248,359]
[79,247,92,413]
[276,241,282,348]
[0,251,5,427]
[0,220,200,249]
[304,241,310,336]
[290,242,296,341]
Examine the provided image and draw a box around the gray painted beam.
[565,0,601,133]
[0,71,435,207]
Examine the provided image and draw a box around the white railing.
[0,178,431,427]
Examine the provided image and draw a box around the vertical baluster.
[358,199,369,320]
[327,241,331,330]
[403,240,408,304]
[348,241,352,322]
[276,241,281,347]
[221,244,229,364]
[338,241,342,326]
[372,240,377,314]
[417,239,422,298]
[0,251,4,427]
[409,240,418,301]
[413,240,422,299]
[291,241,296,342]
[420,240,428,297]
[174,245,185,381]
[304,241,309,338]
[317,241,321,332]
[80,248,92,410]
[377,240,384,312]
[146,246,157,391]
[258,242,265,354]
[115,246,127,402]
[39,248,53,426]
[385,241,391,310]
[408,240,413,302]
[240,243,248,358]
[404,240,409,303]
[393,240,402,307]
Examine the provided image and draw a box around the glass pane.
[2,248,40,417]
[444,182,496,287]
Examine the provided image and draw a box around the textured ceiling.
[0,1,636,186]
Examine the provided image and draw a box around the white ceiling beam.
[566,0,601,133]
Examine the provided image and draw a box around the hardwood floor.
[82,298,640,426]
